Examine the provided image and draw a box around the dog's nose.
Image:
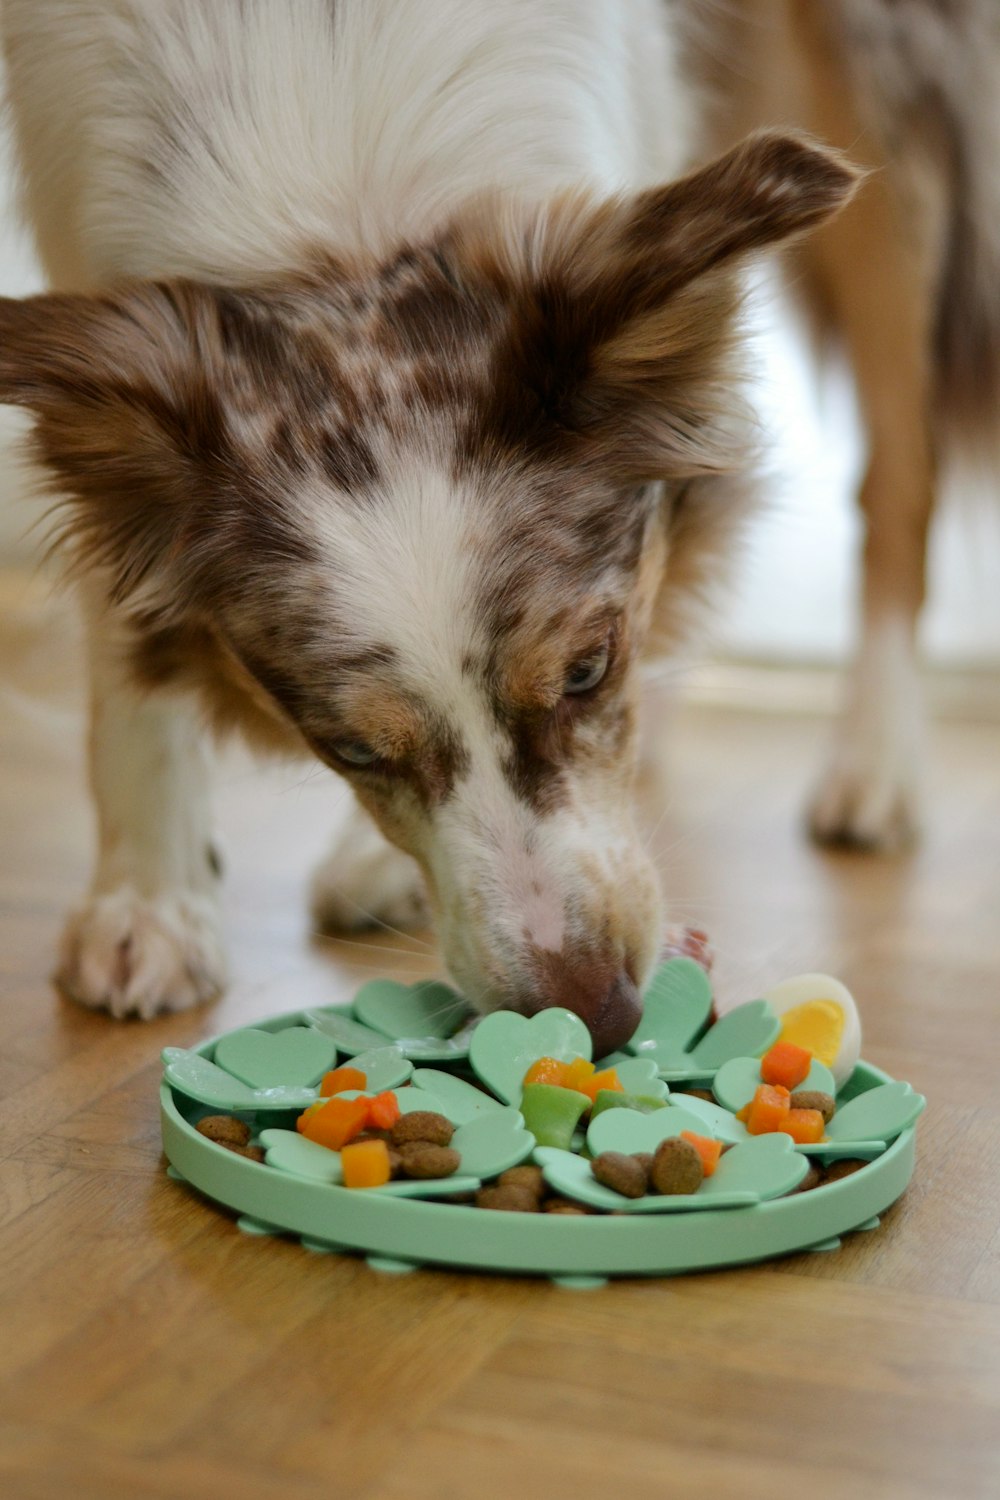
[578,971,643,1056]
[525,953,642,1056]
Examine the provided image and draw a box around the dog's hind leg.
[57,587,226,1017]
[310,799,429,937]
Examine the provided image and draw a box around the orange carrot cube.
[365,1090,401,1131]
[760,1041,812,1091]
[297,1095,369,1151]
[680,1131,724,1177]
[319,1065,368,1097]
[579,1067,624,1105]
[735,1102,753,1123]
[745,1084,791,1136]
[782,1107,825,1145]
[523,1056,568,1088]
[562,1057,596,1094]
[341,1138,392,1188]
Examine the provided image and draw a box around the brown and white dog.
[0,1,979,1046]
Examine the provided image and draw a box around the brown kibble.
[543,1198,589,1215]
[679,1088,715,1103]
[396,1141,460,1179]
[632,1152,654,1182]
[650,1137,704,1195]
[222,1142,265,1163]
[498,1165,545,1198]
[791,1162,823,1194]
[823,1158,868,1183]
[790,1090,836,1123]
[591,1151,648,1199]
[196,1115,250,1147]
[390,1111,455,1147]
[476,1185,539,1212]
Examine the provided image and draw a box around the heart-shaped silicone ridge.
[450,1108,535,1178]
[410,1069,505,1124]
[611,1057,671,1100]
[258,1128,480,1197]
[586,1102,715,1157]
[627,958,714,1065]
[534,1147,759,1214]
[469,1008,593,1105]
[712,1055,837,1114]
[346,1047,413,1093]
[353,978,470,1041]
[162,1048,319,1111]
[213,1027,338,1090]
[303,1009,396,1056]
[825,1081,925,1143]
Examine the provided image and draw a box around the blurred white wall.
[0,112,998,667]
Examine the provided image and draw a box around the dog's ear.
[457,132,859,479]
[0,280,247,603]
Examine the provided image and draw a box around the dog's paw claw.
[57,888,226,1019]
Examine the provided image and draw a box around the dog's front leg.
[57,595,226,1018]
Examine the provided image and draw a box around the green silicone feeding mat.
[160,960,924,1286]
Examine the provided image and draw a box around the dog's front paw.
[808,617,926,852]
[57,888,226,1019]
[310,819,429,935]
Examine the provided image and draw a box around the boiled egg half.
[762,972,862,1088]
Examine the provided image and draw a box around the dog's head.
[0,133,855,1051]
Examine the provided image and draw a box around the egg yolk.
[777,1000,844,1068]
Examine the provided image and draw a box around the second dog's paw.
[310,831,429,935]
[57,888,226,1019]
[808,742,924,851]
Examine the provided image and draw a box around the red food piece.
[745,1084,791,1136]
[782,1107,825,1145]
[297,1095,369,1150]
[319,1066,367,1097]
[760,1041,813,1091]
[365,1091,401,1131]
[680,1131,723,1177]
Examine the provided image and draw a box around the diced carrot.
[523,1056,568,1088]
[745,1083,791,1136]
[365,1090,401,1130]
[760,1041,812,1091]
[735,1102,753,1123]
[319,1065,367,1097]
[341,1138,392,1188]
[781,1107,825,1145]
[578,1067,624,1105]
[297,1095,369,1150]
[562,1057,596,1094]
[681,1131,724,1177]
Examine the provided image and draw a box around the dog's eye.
[563,642,610,696]
[332,739,379,768]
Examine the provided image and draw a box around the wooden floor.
[2,573,1000,1500]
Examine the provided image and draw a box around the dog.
[0,1,881,1047]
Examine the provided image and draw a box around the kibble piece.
[396,1141,461,1179]
[196,1115,250,1147]
[789,1090,836,1124]
[390,1111,455,1147]
[543,1198,589,1215]
[632,1153,654,1184]
[222,1142,265,1163]
[591,1151,648,1199]
[791,1162,823,1194]
[677,1088,715,1104]
[650,1137,704,1195]
[476,1185,540,1212]
[823,1158,868,1183]
[498,1165,546,1198]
